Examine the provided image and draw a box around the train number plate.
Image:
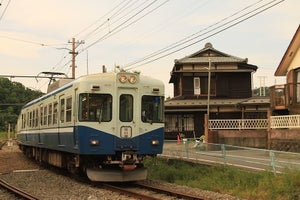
[120,126,132,138]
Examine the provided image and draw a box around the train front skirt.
[86,167,148,182]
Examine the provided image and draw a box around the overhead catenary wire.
[124,0,285,70]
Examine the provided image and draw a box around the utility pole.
[69,38,84,79]
[258,76,266,96]
[207,58,211,118]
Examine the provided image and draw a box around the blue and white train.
[16,72,164,182]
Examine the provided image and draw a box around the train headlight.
[128,75,137,84]
[119,75,127,83]
[151,140,159,145]
[90,139,100,146]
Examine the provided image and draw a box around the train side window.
[60,98,65,123]
[40,105,43,126]
[32,110,35,127]
[21,114,24,129]
[43,106,47,126]
[53,102,58,125]
[66,97,72,122]
[29,111,33,128]
[79,93,112,122]
[48,103,52,125]
[119,94,133,122]
[141,95,164,123]
[27,112,29,128]
[35,108,39,127]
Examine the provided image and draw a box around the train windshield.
[141,95,164,123]
[79,93,112,122]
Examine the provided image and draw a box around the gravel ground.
[0,141,241,200]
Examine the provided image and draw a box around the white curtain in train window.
[297,71,300,103]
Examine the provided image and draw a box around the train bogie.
[16,72,164,182]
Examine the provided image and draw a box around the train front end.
[78,72,164,182]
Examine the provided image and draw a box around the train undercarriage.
[19,144,148,182]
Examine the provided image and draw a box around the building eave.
[275,24,300,76]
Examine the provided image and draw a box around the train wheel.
[67,161,77,174]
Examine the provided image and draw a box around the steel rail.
[101,183,161,200]
[135,182,206,200]
[0,178,39,200]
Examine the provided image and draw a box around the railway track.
[0,177,39,200]
[99,182,206,200]
[135,181,206,200]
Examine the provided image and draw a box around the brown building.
[165,43,269,139]
[270,25,300,115]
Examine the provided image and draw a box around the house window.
[165,114,194,132]
[194,77,200,95]
[296,70,300,103]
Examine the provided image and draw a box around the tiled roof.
[175,42,248,64]
[175,56,247,64]
[165,97,269,107]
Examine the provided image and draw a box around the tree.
[0,78,44,131]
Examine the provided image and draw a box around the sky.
[0,0,299,98]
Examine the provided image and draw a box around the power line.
[124,0,264,68]
[124,0,285,70]
[74,0,134,39]
[50,1,142,77]
[0,0,11,22]
[80,0,166,53]
[82,0,148,41]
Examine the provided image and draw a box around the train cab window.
[141,95,164,123]
[79,93,112,122]
[119,94,133,122]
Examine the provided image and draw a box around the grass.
[144,157,300,200]
[0,131,8,140]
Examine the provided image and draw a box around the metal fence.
[161,140,300,174]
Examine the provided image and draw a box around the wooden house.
[270,25,300,115]
[165,43,269,139]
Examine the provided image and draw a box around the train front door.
[117,88,138,140]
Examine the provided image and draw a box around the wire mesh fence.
[161,139,300,174]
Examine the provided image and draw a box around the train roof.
[22,72,164,109]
